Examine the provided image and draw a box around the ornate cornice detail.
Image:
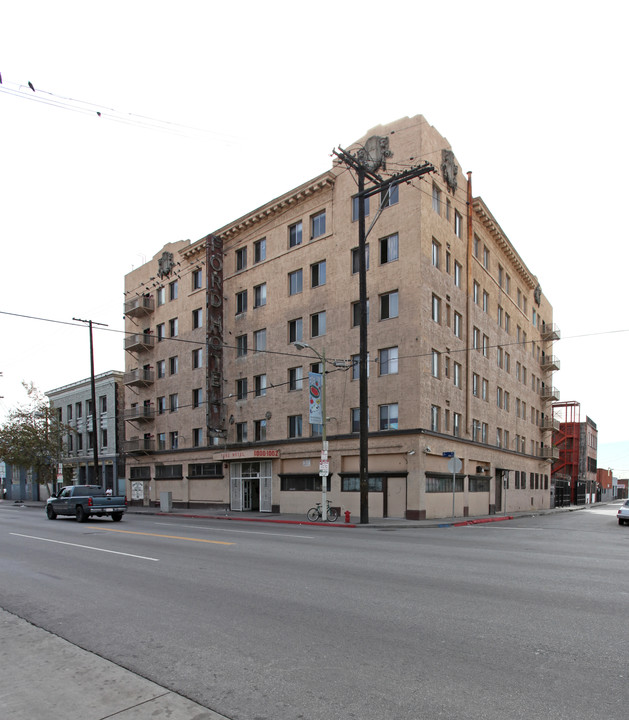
[472,198,537,289]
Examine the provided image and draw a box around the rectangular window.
[236,378,248,400]
[454,210,462,238]
[254,237,266,263]
[482,422,488,443]
[191,348,202,368]
[311,210,326,239]
[351,353,369,380]
[474,235,480,258]
[472,419,480,442]
[156,287,165,306]
[236,334,247,357]
[193,428,203,447]
[482,378,488,401]
[289,221,303,247]
[379,347,399,376]
[432,238,441,268]
[169,280,178,301]
[483,290,489,312]
[472,373,479,397]
[169,393,178,413]
[431,294,441,323]
[473,281,480,304]
[288,318,303,343]
[483,246,490,269]
[236,290,247,314]
[352,195,370,221]
[379,403,399,431]
[288,415,303,438]
[169,318,178,337]
[192,308,203,329]
[169,355,179,375]
[453,362,462,388]
[380,233,399,264]
[380,291,398,320]
[311,311,326,337]
[254,374,267,397]
[454,311,462,338]
[453,413,461,437]
[382,183,399,206]
[483,334,489,357]
[192,268,202,290]
[157,433,166,451]
[431,405,440,432]
[253,328,266,352]
[156,323,165,342]
[99,395,107,414]
[473,326,480,350]
[170,431,179,450]
[236,422,247,443]
[350,408,360,433]
[352,299,369,327]
[288,269,303,295]
[454,261,462,287]
[311,260,326,288]
[289,366,303,391]
[431,350,440,378]
[255,419,267,442]
[192,388,202,408]
[351,243,369,274]
[432,183,441,214]
[254,283,267,308]
[156,359,166,378]
[235,247,247,271]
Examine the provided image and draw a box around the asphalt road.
[1,502,627,720]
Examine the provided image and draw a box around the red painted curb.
[452,516,514,527]
[156,512,357,528]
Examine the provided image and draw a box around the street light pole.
[294,342,328,520]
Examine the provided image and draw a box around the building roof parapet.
[472,197,538,290]
[182,171,336,260]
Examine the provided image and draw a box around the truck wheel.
[111,512,123,522]
[75,505,88,523]
[46,505,57,520]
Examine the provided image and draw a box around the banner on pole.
[308,372,323,424]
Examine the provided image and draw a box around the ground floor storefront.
[125,433,551,521]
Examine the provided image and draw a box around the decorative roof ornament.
[441,149,458,194]
[357,135,393,173]
[534,284,542,306]
[157,251,175,279]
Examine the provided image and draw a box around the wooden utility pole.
[333,145,435,524]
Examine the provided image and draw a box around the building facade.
[47,370,125,493]
[123,116,558,519]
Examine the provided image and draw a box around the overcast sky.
[1,1,628,474]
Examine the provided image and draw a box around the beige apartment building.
[123,115,559,520]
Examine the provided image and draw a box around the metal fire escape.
[552,401,582,504]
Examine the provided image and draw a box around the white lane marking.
[153,522,315,539]
[10,533,159,561]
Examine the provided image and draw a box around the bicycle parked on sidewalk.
[306,501,339,522]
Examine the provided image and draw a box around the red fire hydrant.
[344,510,351,524]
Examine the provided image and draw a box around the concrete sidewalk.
[4,498,591,529]
[0,608,228,720]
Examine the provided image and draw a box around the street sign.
[320,450,328,462]
[442,451,454,458]
[319,461,329,476]
[448,457,462,474]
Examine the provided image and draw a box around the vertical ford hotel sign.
[207,235,224,439]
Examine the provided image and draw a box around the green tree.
[0,383,66,493]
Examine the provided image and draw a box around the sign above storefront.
[215,449,280,461]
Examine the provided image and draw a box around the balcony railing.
[540,386,560,401]
[124,295,154,317]
[540,355,560,372]
[540,446,560,461]
[124,406,155,422]
[123,438,155,454]
[540,323,561,342]
[124,368,155,387]
[541,416,560,432]
[124,333,156,352]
